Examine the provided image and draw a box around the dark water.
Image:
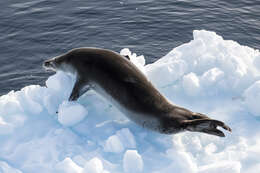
[0,0,259,95]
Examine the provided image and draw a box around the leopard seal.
[43,47,231,137]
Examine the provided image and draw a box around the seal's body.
[43,48,231,137]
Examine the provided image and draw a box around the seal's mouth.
[43,59,57,71]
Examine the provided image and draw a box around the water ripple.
[0,0,259,95]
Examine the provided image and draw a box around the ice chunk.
[198,161,241,173]
[0,30,260,173]
[149,29,260,98]
[200,68,224,87]
[193,30,223,44]
[116,128,136,149]
[146,59,188,87]
[55,157,83,173]
[15,86,43,115]
[120,48,146,74]
[253,55,260,68]
[83,157,109,173]
[0,113,27,135]
[46,71,74,92]
[245,163,260,173]
[0,117,14,134]
[0,91,23,115]
[58,101,88,126]
[104,128,136,153]
[204,143,217,154]
[182,72,200,96]
[120,48,131,58]
[165,149,197,173]
[0,161,22,173]
[123,150,143,173]
[43,90,62,115]
[244,80,260,116]
[104,135,124,153]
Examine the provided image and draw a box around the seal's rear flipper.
[182,119,232,137]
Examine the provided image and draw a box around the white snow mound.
[0,30,260,173]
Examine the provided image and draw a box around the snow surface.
[0,30,260,173]
[123,150,143,173]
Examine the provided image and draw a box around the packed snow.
[0,30,260,173]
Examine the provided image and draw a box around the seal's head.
[43,52,76,74]
[43,57,59,71]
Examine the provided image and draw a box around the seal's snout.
[43,60,51,67]
[43,59,56,71]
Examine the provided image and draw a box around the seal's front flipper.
[182,119,232,137]
[69,78,90,101]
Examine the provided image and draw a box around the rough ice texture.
[104,128,136,153]
[0,161,22,173]
[58,101,88,126]
[244,81,260,116]
[123,150,143,173]
[83,157,109,173]
[55,157,83,173]
[0,30,260,173]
